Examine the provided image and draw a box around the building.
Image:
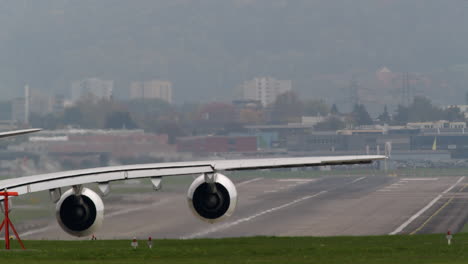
[376,66,394,87]
[52,94,65,113]
[407,121,466,129]
[240,77,292,106]
[14,129,177,168]
[30,89,55,116]
[177,135,257,154]
[446,105,468,119]
[130,80,173,103]
[11,85,32,124]
[301,116,326,126]
[71,78,114,103]
[11,97,26,124]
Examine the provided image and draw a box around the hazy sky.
[1,0,468,104]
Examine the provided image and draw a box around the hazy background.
[1,0,468,105]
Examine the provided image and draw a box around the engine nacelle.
[56,187,104,237]
[187,173,237,223]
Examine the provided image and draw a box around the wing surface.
[0,155,385,196]
[0,128,41,138]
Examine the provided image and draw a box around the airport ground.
[9,170,468,240]
[1,171,468,263]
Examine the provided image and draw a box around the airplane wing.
[0,154,385,237]
[0,128,41,139]
[0,155,385,196]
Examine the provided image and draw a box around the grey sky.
[1,0,468,105]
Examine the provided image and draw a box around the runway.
[16,174,468,239]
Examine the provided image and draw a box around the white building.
[12,85,32,124]
[240,77,292,106]
[11,97,26,124]
[407,121,466,129]
[71,78,114,103]
[130,80,173,103]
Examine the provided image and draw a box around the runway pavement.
[16,174,468,239]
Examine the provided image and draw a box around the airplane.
[0,152,385,237]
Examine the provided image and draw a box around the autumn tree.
[269,91,303,124]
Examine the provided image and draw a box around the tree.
[125,98,174,120]
[393,104,409,125]
[239,108,264,124]
[30,113,61,130]
[393,97,451,124]
[351,104,373,126]
[303,99,330,116]
[269,91,303,123]
[330,104,340,115]
[156,121,185,144]
[314,116,345,131]
[198,102,237,127]
[104,111,137,129]
[443,106,464,121]
[62,107,83,126]
[407,96,443,122]
[377,105,391,123]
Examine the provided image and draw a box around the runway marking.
[20,199,171,237]
[389,176,465,235]
[351,177,366,184]
[401,178,439,181]
[181,191,327,239]
[105,199,170,218]
[237,178,262,186]
[278,179,316,182]
[20,226,54,237]
[376,179,407,192]
[442,177,464,194]
[409,197,455,235]
[409,184,468,235]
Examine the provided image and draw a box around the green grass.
[460,222,468,233]
[2,235,468,263]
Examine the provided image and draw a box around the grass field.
[2,235,468,264]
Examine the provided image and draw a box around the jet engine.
[56,187,104,237]
[187,173,237,223]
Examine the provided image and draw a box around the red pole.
[8,218,25,249]
[5,195,9,250]
[0,191,24,250]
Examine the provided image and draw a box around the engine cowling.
[56,187,104,237]
[187,173,237,223]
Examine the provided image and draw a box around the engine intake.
[56,188,104,237]
[187,173,237,223]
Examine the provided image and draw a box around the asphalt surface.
[398,181,468,235]
[15,174,468,239]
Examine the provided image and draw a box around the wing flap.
[214,155,384,170]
